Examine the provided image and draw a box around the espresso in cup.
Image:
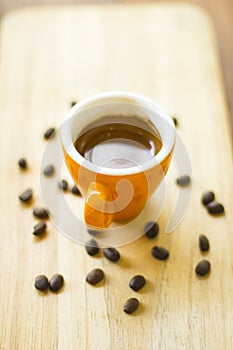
[74,116,162,169]
[61,92,176,228]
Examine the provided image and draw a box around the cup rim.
[61,91,176,176]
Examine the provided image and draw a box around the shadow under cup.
[61,93,176,229]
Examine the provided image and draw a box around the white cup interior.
[61,92,176,175]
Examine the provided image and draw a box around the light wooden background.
[0,0,233,137]
[0,4,232,350]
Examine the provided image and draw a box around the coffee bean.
[87,228,100,236]
[49,274,64,292]
[33,207,49,219]
[143,221,159,238]
[123,298,139,314]
[199,235,210,252]
[129,275,146,291]
[34,275,49,291]
[103,247,120,262]
[19,188,33,202]
[172,116,178,127]
[33,221,47,236]
[70,101,77,107]
[71,185,81,196]
[151,246,169,260]
[195,260,211,276]
[44,127,55,140]
[58,179,68,191]
[86,268,105,285]
[207,201,224,215]
[176,175,191,187]
[43,164,55,177]
[18,158,27,169]
[202,191,215,206]
[85,239,99,256]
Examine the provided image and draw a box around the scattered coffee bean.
[201,191,215,206]
[199,235,210,252]
[207,201,224,215]
[49,274,64,292]
[87,228,100,236]
[33,221,47,236]
[34,275,49,291]
[71,184,81,195]
[129,275,146,292]
[58,179,68,191]
[143,221,159,238]
[33,207,49,219]
[176,175,191,187]
[18,158,27,169]
[195,260,211,276]
[86,268,105,285]
[70,101,77,107]
[19,188,33,202]
[124,298,139,314]
[85,239,99,256]
[172,116,178,127]
[44,127,55,140]
[43,164,55,177]
[151,246,169,260]
[103,247,120,262]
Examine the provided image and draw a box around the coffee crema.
[75,120,162,169]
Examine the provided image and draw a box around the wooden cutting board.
[0,4,233,350]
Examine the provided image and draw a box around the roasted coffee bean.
[71,185,81,195]
[151,246,169,260]
[34,275,49,291]
[19,188,33,202]
[33,221,47,236]
[58,179,68,191]
[199,235,210,252]
[172,116,178,127]
[33,207,49,219]
[18,158,27,169]
[195,260,211,276]
[143,221,159,238]
[202,191,215,206]
[87,228,100,236]
[49,274,64,292]
[85,239,99,256]
[86,268,105,285]
[43,164,55,177]
[103,247,120,262]
[123,298,139,314]
[129,275,146,291]
[176,175,191,187]
[70,101,77,107]
[44,127,55,140]
[207,201,224,215]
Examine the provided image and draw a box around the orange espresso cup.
[61,92,176,229]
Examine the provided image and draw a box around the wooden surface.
[0,4,233,350]
[0,0,233,138]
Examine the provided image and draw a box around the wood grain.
[0,0,233,138]
[0,5,232,350]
